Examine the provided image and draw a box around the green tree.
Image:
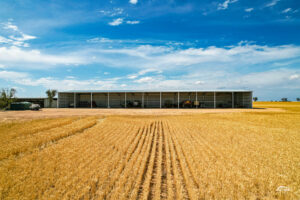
[297,98,300,102]
[253,97,258,102]
[0,88,16,110]
[46,89,57,108]
[281,98,288,102]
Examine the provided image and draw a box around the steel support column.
[91,92,93,108]
[232,92,234,108]
[251,91,253,108]
[178,92,180,109]
[57,93,59,108]
[74,92,76,108]
[108,92,110,108]
[125,92,127,108]
[214,92,216,109]
[142,92,144,108]
[160,92,162,109]
[196,92,198,109]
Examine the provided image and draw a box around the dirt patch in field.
[0,107,283,121]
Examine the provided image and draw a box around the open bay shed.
[57,90,253,109]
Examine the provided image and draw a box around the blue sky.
[0,0,300,100]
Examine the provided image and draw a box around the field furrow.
[139,121,158,200]
[127,122,155,200]
[165,120,189,200]
[102,123,147,199]
[162,121,175,200]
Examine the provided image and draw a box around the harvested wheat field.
[0,102,299,199]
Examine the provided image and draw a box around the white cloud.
[126,20,140,24]
[0,64,5,69]
[0,70,28,79]
[218,0,238,10]
[98,8,124,17]
[195,81,205,85]
[104,72,110,75]
[134,76,155,83]
[289,74,299,80]
[282,8,292,13]
[66,76,75,79]
[129,0,138,5]
[1,21,36,47]
[3,22,18,31]
[245,8,254,12]
[76,41,300,74]
[0,46,85,68]
[128,75,138,79]
[87,37,113,43]
[265,0,280,7]
[127,68,162,80]
[108,18,124,26]
[0,70,121,90]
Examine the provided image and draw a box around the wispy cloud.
[129,0,138,5]
[217,0,238,10]
[282,8,292,13]
[87,42,300,71]
[289,74,299,80]
[195,80,205,85]
[134,76,155,83]
[265,0,280,8]
[126,20,140,24]
[98,8,124,17]
[0,21,36,47]
[3,21,19,31]
[245,8,254,12]
[0,46,85,68]
[108,18,124,26]
[127,68,162,79]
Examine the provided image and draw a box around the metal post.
[74,93,76,108]
[160,92,162,109]
[91,92,93,108]
[142,92,144,108]
[57,93,59,108]
[196,92,198,109]
[251,91,253,109]
[125,92,126,108]
[178,92,180,109]
[214,92,216,109]
[232,92,234,108]
[107,92,110,108]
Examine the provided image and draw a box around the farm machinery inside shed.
[57,90,253,109]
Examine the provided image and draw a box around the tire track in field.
[149,120,162,200]
[166,120,200,199]
[137,121,158,200]
[101,123,147,199]
[162,120,176,200]
[120,122,153,199]
[165,121,190,200]
[126,121,154,200]
[160,121,168,199]
[81,122,142,199]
